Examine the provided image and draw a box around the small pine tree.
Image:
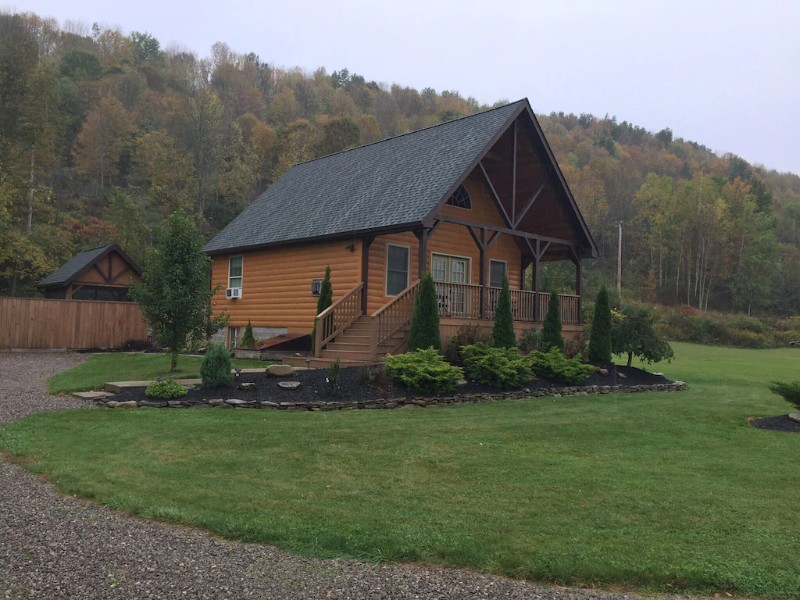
[311,266,333,349]
[200,343,233,388]
[540,290,564,352]
[408,272,441,352]
[241,320,257,348]
[588,286,612,363]
[492,276,516,348]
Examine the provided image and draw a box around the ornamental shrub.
[768,381,800,411]
[518,328,541,353]
[200,343,233,388]
[384,347,462,394]
[492,276,516,348]
[444,324,489,366]
[611,303,674,366]
[311,266,333,350]
[461,343,531,389]
[526,348,595,385]
[541,291,564,352]
[588,286,612,362]
[408,273,441,352]
[145,378,188,399]
[241,320,257,348]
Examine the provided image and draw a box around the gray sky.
[8,0,800,175]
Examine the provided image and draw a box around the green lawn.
[47,352,267,393]
[2,342,799,598]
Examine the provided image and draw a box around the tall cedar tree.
[311,266,333,349]
[541,291,564,352]
[492,276,516,348]
[588,286,612,362]
[131,211,225,371]
[408,272,441,352]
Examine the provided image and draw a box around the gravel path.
[1,352,699,599]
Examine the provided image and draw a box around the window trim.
[430,252,472,284]
[385,243,411,296]
[489,259,508,288]
[228,326,240,349]
[228,255,243,290]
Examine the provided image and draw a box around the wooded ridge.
[1,11,798,316]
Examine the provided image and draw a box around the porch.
[284,280,582,367]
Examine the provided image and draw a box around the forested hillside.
[1,11,799,316]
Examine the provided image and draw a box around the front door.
[431,254,470,316]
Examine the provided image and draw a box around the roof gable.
[38,244,141,288]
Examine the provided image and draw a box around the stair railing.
[370,280,420,358]
[314,283,364,357]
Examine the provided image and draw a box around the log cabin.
[204,99,598,365]
[38,244,141,301]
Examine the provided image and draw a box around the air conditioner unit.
[226,287,242,299]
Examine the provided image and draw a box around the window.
[229,327,239,349]
[431,254,470,284]
[490,260,507,288]
[445,184,471,209]
[386,244,409,295]
[228,255,243,289]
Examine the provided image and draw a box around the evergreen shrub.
[443,324,488,366]
[518,328,541,353]
[201,343,233,388]
[541,292,564,352]
[311,266,333,350]
[526,348,595,385]
[408,273,441,352]
[241,320,257,347]
[768,381,800,411]
[145,378,188,399]
[384,348,463,394]
[492,276,516,348]
[587,286,612,362]
[461,343,531,389]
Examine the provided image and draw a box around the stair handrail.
[370,279,420,354]
[314,282,364,357]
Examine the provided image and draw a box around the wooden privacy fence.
[0,297,148,350]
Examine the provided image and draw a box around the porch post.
[361,236,373,314]
[574,257,583,324]
[532,241,540,321]
[415,229,428,278]
[479,227,488,319]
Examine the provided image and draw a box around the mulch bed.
[749,414,800,434]
[111,364,674,406]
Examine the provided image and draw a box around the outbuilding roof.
[38,244,141,288]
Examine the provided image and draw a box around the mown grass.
[47,352,267,393]
[2,342,799,598]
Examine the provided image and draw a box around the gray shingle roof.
[38,244,140,288]
[204,100,526,254]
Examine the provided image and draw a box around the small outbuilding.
[38,244,141,301]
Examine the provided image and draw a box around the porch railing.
[371,279,420,356]
[314,282,364,357]
[434,283,581,325]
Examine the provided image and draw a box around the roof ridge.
[294,99,527,167]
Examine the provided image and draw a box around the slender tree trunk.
[27,150,35,233]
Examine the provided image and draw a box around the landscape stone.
[278,381,301,390]
[266,364,295,377]
[598,368,609,376]
[73,390,114,400]
[225,399,248,406]
[239,382,256,391]
[788,413,800,423]
[456,379,468,387]
[106,401,118,408]
[261,401,279,408]
[114,401,138,409]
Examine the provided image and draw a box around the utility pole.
[617,222,622,295]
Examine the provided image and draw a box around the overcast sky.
[7,0,800,175]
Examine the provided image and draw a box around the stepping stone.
[267,364,295,377]
[73,391,114,400]
[278,381,300,390]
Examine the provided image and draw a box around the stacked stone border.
[96,382,686,411]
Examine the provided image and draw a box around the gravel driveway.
[1,351,697,599]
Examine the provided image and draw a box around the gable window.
[490,260,507,288]
[445,184,471,209]
[386,244,410,296]
[228,255,243,289]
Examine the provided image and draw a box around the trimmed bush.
[145,378,188,399]
[541,292,564,352]
[461,343,531,389]
[444,324,489,366]
[200,343,233,388]
[768,381,800,411]
[492,276,516,348]
[241,320,257,348]
[384,348,462,394]
[587,286,612,362]
[408,273,441,352]
[526,348,595,385]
